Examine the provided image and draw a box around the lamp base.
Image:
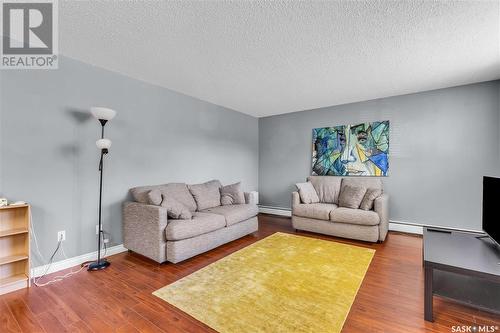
[87,259,110,271]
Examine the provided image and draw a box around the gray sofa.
[123,182,258,263]
[292,176,389,242]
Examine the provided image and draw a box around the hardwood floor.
[1,214,499,332]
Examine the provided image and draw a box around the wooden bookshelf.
[0,227,28,238]
[0,204,30,295]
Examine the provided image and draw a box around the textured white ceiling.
[60,0,500,117]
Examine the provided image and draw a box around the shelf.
[0,228,28,238]
[0,274,28,287]
[0,255,28,266]
[0,203,30,295]
[0,204,29,211]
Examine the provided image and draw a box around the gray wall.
[0,57,259,266]
[259,81,500,231]
[1,56,498,265]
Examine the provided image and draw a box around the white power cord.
[30,210,88,287]
[29,209,46,263]
[33,251,87,287]
[33,240,89,287]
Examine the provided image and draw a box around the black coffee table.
[423,227,500,321]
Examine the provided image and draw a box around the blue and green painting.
[312,121,389,176]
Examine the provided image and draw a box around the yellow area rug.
[153,232,375,333]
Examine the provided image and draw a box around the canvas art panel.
[312,121,389,176]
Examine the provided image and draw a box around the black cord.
[48,241,62,263]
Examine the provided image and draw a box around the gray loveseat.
[292,176,389,242]
[123,181,258,263]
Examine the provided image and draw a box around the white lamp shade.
[96,138,112,150]
[91,107,116,121]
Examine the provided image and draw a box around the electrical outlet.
[96,225,99,235]
[57,230,66,242]
[103,238,109,244]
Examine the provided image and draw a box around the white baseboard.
[388,222,423,235]
[259,206,292,217]
[258,206,432,235]
[31,244,127,278]
[387,220,481,235]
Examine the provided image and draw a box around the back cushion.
[220,182,245,205]
[188,180,222,211]
[307,176,342,204]
[341,178,383,192]
[130,183,197,212]
[162,183,198,212]
[338,185,367,209]
[130,185,164,204]
[295,182,319,204]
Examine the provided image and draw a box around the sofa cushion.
[338,185,367,209]
[330,207,380,226]
[131,185,163,204]
[188,180,222,210]
[296,182,320,204]
[146,189,163,206]
[131,183,197,212]
[162,183,198,212]
[307,176,342,204]
[359,188,382,211]
[161,196,192,220]
[293,203,337,220]
[202,204,258,226]
[220,182,245,205]
[165,212,225,241]
[341,178,383,192]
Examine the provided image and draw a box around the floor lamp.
[88,107,116,271]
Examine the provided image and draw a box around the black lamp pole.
[88,119,111,271]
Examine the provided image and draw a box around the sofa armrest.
[123,201,168,263]
[244,191,259,205]
[291,191,301,211]
[374,193,389,242]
